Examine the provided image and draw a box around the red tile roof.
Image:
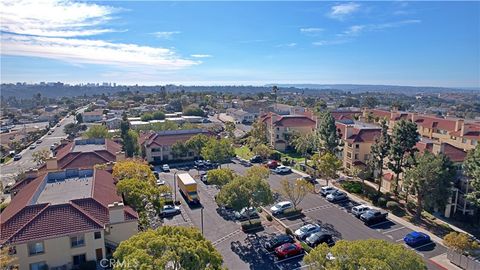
[331,111,361,121]
[0,169,137,245]
[450,123,480,140]
[141,129,211,147]
[442,143,467,163]
[414,116,456,132]
[261,113,316,128]
[346,128,381,143]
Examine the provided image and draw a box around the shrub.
[342,181,362,194]
[270,152,281,161]
[386,201,400,210]
[266,214,273,222]
[300,241,313,253]
[376,197,387,208]
[0,202,9,213]
[241,219,262,231]
[282,208,302,217]
[285,228,293,235]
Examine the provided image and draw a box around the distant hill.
[265,84,477,94]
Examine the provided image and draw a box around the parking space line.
[382,226,406,234]
[303,204,334,213]
[368,220,392,228]
[212,229,242,246]
[396,238,405,242]
[413,242,435,251]
[273,253,305,264]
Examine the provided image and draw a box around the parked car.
[56,123,61,127]
[266,160,279,169]
[156,179,166,186]
[194,160,205,168]
[294,224,322,240]
[360,210,388,225]
[270,201,293,215]
[13,154,22,161]
[234,207,259,220]
[153,171,160,179]
[326,191,348,202]
[403,231,431,247]
[274,242,303,259]
[351,205,371,218]
[161,205,180,216]
[201,174,208,183]
[272,166,291,174]
[162,164,170,172]
[249,155,263,163]
[300,175,317,184]
[29,143,36,150]
[305,232,335,247]
[265,234,295,252]
[36,139,42,144]
[320,186,338,197]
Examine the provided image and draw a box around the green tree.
[388,119,420,196]
[404,152,455,219]
[279,178,314,210]
[183,106,205,117]
[313,152,342,186]
[201,138,235,166]
[112,159,156,184]
[247,120,268,148]
[362,96,378,109]
[317,111,340,154]
[304,239,426,270]
[292,132,315,163]
[368,119,391,195]
[216,166,273,224]
[443,232,480,254]
[207,168,237,187]
[32,149,50,165]
[116,178,161,211]
[152,111,166,120]
[225,122,236,138]
[252,144,272,160]
[141,113,154,121]
[124,130,139,158]
[171,142,189,159]
[75,113,83,124]
[84,125,111,139]
[114,226,223,270]
[186,134,210,157]
[464,145,480,206]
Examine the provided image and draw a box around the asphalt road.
[158,161,447,270]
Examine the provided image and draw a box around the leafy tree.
[247,120,268,148]
[114,226,223,270]
[183,106,205,117]
[388,120,420,195]
[63,123,87,137]
[186,134,210,157]
[141,113,154,122]
[207,168,237,187]
[225,122,236,138]
[124,130,139,158]
[292,132,315,163]
[368,119,391,195]
[443,232,480,254]
[75,113,83,123]
[362,96,378,109]
[120,113,130,139]
[404,152,455,219]
[116,178,162,211]
[312,152,342,186]
[152,111,166,120]
[0,245,17,269]
[201,138,235,166]
[112,159,155,184]
[279,178,314,210]
[32,149,50,165]
[252,144,272,160]
[317,111,340,154]
[304,239,426,270]
[216,166,273,224]
[84,125,111,139]
[464,145,480,206]
[245,165,270,180]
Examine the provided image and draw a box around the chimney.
[432,142,446,155]
[46,157,58,171]
[108,202,125,224]
[344,125,355,140]
[115,151,125,162]
[271,113,278,126]
[411,113,419,122]
[455,119,464,132]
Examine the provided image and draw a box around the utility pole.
[173,170,178,202]
[201,206,204,235]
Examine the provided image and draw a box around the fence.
[447,249,480,270]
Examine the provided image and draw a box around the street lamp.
[201,206,204,235]
[173,170,177,202]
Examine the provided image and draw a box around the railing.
[447,249,480,270]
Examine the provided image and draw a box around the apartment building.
[139,129,211,163]
[335,121,381,174]
[226,108,255,124]
[261,112,316,151]
[82,110,103,123]
[0,168,138,270]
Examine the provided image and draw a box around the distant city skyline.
[1,1,479,87]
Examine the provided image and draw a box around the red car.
[274,242,303,259]
[266,160,279,169]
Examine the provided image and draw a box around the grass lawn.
[276,150,305,163]
[235,145,254,159]
[0,156,11,164]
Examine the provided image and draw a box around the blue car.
[404,231,431,246]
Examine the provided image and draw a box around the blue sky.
[1,1,479,87]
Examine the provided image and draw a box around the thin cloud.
[339,19,421,37]
[152,31,181,39]
[328,2,360,20]
[276,43,297,48]
[300,28,324,33]
[1,34,199,69]
[191,54,212,58]
[312,40,349,46]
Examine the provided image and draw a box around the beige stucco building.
[261,113,316,151]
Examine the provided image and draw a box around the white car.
[326,191,348,202]
[234,207,259,220]
[156,179,166,186]
[294,224,322,240]
[162,164,170,172]
[29,143,36,150]
[320,186,338,197]
[272,166,291,174]
[161,205,180,216]
[351,205,371,218]
[270,201,293,215]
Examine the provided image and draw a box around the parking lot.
[155,160,447,270]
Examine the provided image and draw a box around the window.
[276,134,279,139]
[71,235,85,248]
[347,143,352,148]
[347,152,352,158]
[364,154,370,160]
[152,147,161,152]
[94,231,102,239]
[28,242,44,256]
[73,254,86,266]
[462,138,467,144]
[472,140,478,146]
[30,262,47,270]
[355,144,359,149]
[354,154,359,160]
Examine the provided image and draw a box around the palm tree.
[292,132,315,164]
